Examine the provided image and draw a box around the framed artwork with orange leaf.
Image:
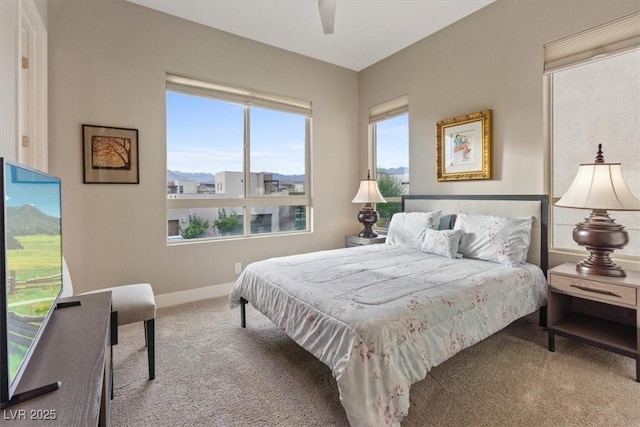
[82,124,139,184]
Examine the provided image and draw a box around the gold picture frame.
[436,110,492,182]
[82,124,139,184]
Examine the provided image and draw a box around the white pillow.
[420,228,462,258]
[386,211,441,250]
[453,212,533,267]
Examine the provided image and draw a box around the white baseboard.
[155,282,234,308]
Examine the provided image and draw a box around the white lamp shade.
[555,163,640,211]
[351,180,387,204]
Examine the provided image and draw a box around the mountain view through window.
[166,89,310,241]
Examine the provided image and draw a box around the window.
[369,95,409,228]
[166,74,311,241]
[547,13,639,258]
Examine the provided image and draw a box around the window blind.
[369,94,409,123]
[544,11,640,73]
[166,73,312,116]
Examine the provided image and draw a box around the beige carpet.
[111,296,640,427]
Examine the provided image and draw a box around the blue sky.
[4,163,61,218]
[167,91,306,176]
[167,91,409,176]
[376,114,409,171]
[5,178,61,218]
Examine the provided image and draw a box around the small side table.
[547,262,639,382]
[345,234,386,248]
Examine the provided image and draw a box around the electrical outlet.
[234,262,242,274]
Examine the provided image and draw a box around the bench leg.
[145,319,155,380]
[110,311,117,399]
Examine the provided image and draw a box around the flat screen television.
[0,159,63,407]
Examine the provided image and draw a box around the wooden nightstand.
[345,234,386,247]
[547,262,639,382]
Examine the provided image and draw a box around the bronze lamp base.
[357,204,380,238]
[573,209,629,277]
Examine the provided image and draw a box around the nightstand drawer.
[549,274,637,307]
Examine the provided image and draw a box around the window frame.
[368,95,409,231]
[166,75,312,242]
[545,13,640,260]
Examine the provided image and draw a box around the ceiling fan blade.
[318,0,336,35]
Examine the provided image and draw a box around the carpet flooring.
[111,296,640,427]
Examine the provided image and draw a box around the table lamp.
[351,170,386,238]
[555,144,640,277]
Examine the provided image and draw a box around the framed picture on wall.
[82,124,139,184]
[436,110,492,181]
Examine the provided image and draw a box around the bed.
[229,194,549,426]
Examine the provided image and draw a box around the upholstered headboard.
[402,195,548,273]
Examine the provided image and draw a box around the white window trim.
[368,95,409,231]
[368,94,409,179]
[18,0,47,171]
[167,73,311,116]
[166,74,312,241]
[544,12,640,74]
[545,13,640,261]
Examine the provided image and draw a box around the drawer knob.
[570,283,621,298]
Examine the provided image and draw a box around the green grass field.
[7,235,61,281]
[5,235,61,380]
[6,234,61,314]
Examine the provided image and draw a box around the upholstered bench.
[87,283,156,380]
[62,258,156,380]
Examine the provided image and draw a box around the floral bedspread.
[229,244,547,426]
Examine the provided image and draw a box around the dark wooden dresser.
[5,292,112,425]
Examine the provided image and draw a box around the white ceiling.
[126,0,494,71]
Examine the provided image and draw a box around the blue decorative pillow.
[438,214,456,230]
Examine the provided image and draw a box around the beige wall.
[34,0,46,24]
[47,0,359,297]
[358,0,639,270]
[45,0,640,297]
